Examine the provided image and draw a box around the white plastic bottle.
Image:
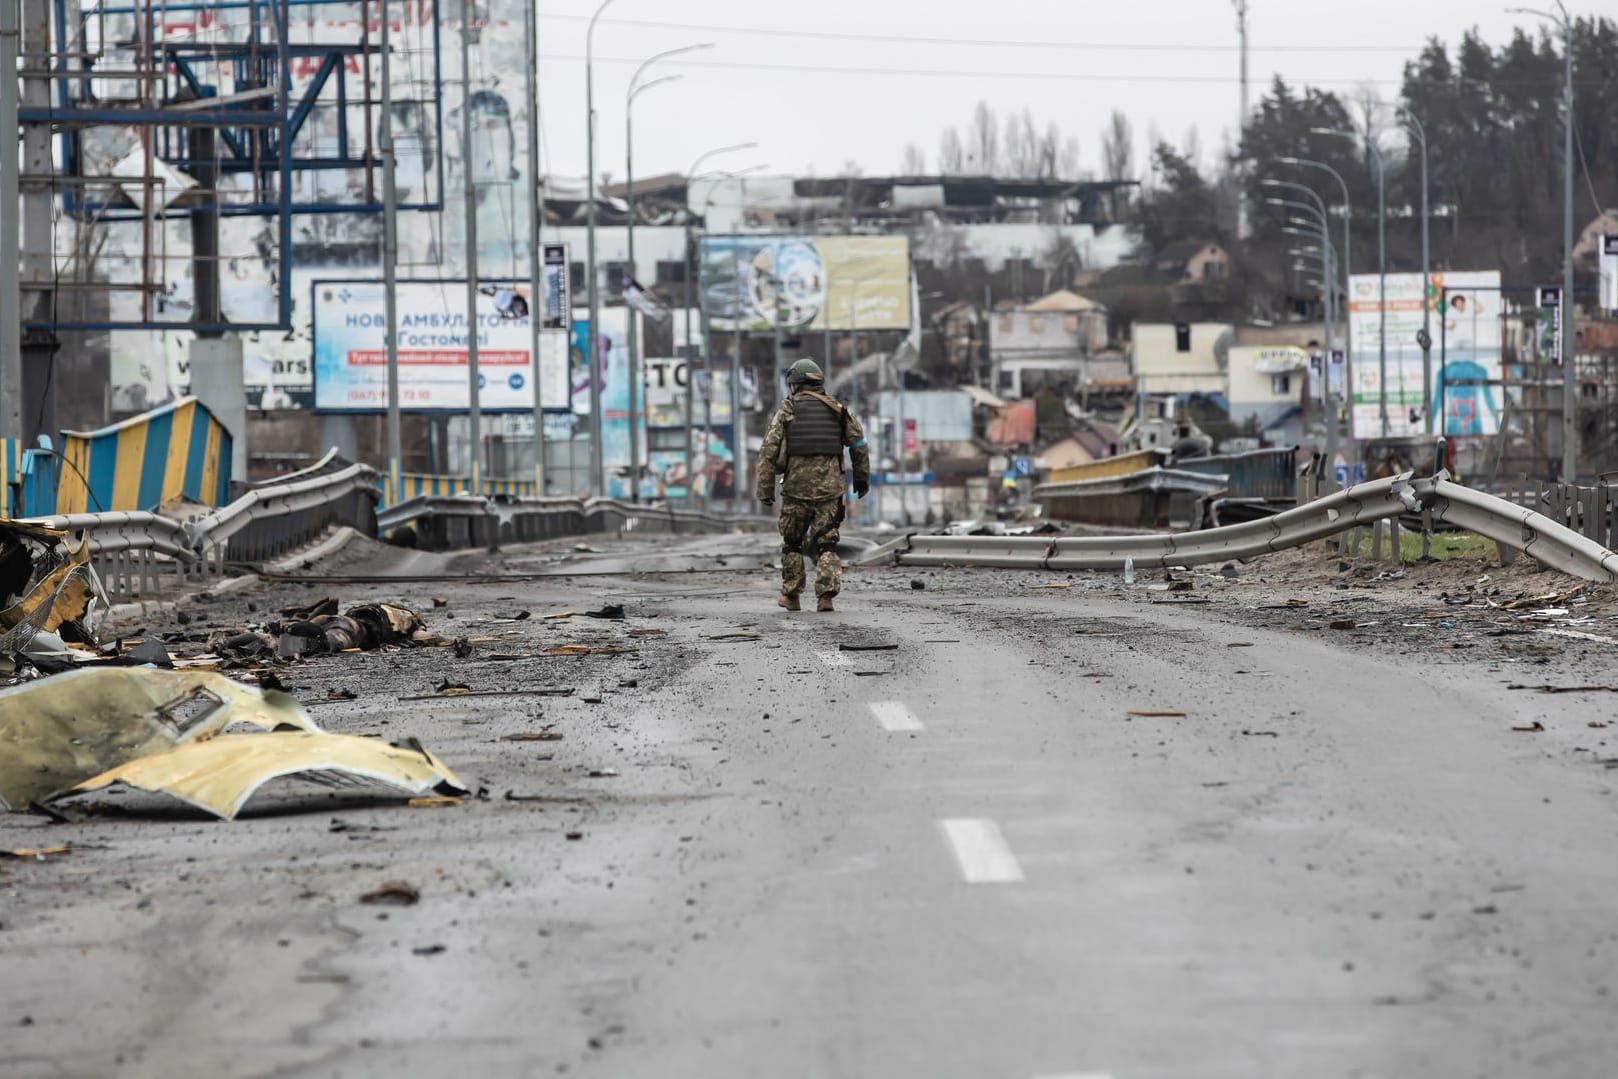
[1123,555,1135,586]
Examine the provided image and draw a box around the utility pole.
[1,0,23,441]
[584,0,617,498]
[681,217,695,502]
[1232,0,1250,240]
[1400,110,1432,436]
[1558,7,1576,482]
[18,0,54,446]
[1508,2,1577,480]
[626,45,707,503]
[381,0,401,503]
[523,0,545,496]
[460,10,483,490]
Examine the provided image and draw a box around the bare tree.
[1059,134,1082,178]
[901,143,927,175]
[938,128,965,174]
[1102,110,1135,180]
[969,100,999,173]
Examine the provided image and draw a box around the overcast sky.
[533,0,1553,186]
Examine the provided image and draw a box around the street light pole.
[1279,156,1353,480]
[679,148,758,503]
[523,0,545,495]
[584,0,617,497]
[380,0,400,504]
[1511,2,1577,481]
[626,43,711,502]
[460,7,482,490]
[1303,135,1385,439]
[1398,108,1432,434]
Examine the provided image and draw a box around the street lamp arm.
[628,42,714,99]
[586,0,618,60]
[629,74,682,105]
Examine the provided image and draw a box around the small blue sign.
[1011,456,1035,477]
[508,372,525,391]
[1334,462,1367,488]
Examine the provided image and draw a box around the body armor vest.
[785,392,845,457]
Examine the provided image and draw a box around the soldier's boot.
[816,595,835,613]
[778,592,801,612]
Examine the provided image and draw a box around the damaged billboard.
[1347,270,1503,438]
[699,235,910,332]
[311,280,572,413]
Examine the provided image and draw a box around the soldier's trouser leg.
[803,498,843,598]
[777,499,811,597]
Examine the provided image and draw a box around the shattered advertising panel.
[1347,270,1503,438]
[700,235,911,332]
[311,280,571,413]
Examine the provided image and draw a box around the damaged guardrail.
[380,493,759,550]
[859,472,1618,584]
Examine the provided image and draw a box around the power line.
[538,12,1420,54]
[541,53,1408,87]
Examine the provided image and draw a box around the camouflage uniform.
[756,389,871,599]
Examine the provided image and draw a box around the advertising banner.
[1347,270,1502,438]
[311,280,570,412]
[699,235,910,332]
[644,356,735,427]
[1536,286,1563,364]
[1600,236,1618,313]
[542,243,569,330]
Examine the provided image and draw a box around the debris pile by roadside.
[1,520,105,669]
[0,667,466,821]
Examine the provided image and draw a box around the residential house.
[1074,240,1234,335]
[1227,344,1310,444]
[1131,321,1234,402]
[990,289,1111,399]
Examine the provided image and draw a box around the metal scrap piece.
[0,520,105,653]
[56,731,467,821]
[0,668,318,811]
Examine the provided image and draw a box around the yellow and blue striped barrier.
[387,473,537,507]
[0,438,18,518]
[53,396,233,515]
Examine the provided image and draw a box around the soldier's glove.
[853,479,870,499]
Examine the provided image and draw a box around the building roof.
[961,385,1009,409]
[1022,289,1105,313]
[599,173,687,200]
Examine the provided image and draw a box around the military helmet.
[787,358,824,385]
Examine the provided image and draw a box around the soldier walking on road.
[756,359,871,612]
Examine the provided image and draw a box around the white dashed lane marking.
[1032,1073,1115,1079]
[815,650,855,668]
[869,701,924,732]
[939,818,1024,883]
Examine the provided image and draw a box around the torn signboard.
[56,731,467,821]
[0,667,315,811]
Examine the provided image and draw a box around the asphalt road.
[4,531,1617,1079]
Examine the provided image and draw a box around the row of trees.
[900,20,1617,320]
[903,102,1082,180]
[1149,18,1618,312]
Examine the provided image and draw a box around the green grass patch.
[1334,529,1495,562]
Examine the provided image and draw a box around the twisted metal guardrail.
[378,493,757,549]
[858,472,1618,584]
